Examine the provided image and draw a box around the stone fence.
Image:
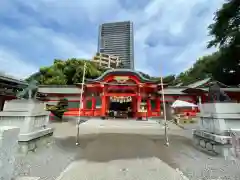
[0,126,20,180]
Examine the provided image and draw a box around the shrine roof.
[38,85,83,94]
[186,77,230,88]
[182,87,240,94]
[158,87,240,95]
[159,87,186,95]
[0,74,28,86]
[86,69,160,83]
[181,88,207,94]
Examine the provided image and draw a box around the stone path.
[56,158,187,180]
[15,120,240,180]
[56,133,187,180]
[54,120,186,180]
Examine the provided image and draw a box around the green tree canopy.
[27,58,104,85]
[173,0,239,86]
[207,0,240,85]
[173,52,220,86]
[208,0,239,49]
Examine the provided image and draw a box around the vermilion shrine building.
[37,70,240,119]
[38,69,163,119]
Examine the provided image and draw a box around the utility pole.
[76,62,87,146]
[160,71,169,146]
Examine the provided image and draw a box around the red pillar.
[147,98,151,117]
[101,86,106,117]
[156,97,161,116]
[92,97,96,109]
[101,96,106,117]
[92,97,96,116]
[137,95,141,117]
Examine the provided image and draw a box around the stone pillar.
[0,126,20,180]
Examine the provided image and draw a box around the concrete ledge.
[18,132,54,155]
[18,128,54,142]
[16,177,40,180]
[0,111,49,116]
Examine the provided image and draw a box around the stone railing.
[0,99,54,154]
[0,114,50,141]
[198,103,240,135]
[0,126,20,180]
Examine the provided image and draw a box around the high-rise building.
[98,21,134,69]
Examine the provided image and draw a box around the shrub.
[46,98,68,121]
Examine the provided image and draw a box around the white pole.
[160,73,169,146]
[76,62,87,145]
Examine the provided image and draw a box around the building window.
[95,97,102,108]
[86,99,92,109]
[151,100,156,111]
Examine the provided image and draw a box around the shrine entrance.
[80,69,162,119]
[108,96,135,119]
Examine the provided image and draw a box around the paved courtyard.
[15,119,240,180]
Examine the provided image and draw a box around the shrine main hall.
[38,69,163,119]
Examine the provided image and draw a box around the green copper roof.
[0,74,28,86]
[87,69,158,83]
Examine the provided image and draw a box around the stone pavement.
[55,119,188,180]
[56,158,187,180]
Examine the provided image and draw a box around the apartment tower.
[98,21,134,69]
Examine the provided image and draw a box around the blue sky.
[0,0,225,79]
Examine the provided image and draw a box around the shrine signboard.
[113,76,129,83]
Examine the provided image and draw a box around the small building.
[159,78,240,104]
[92,52,121,69]
[158,78,240,117]
[38,69,163,119]
[0,74,28,110]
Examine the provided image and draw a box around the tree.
[162,75,176,84]
[27,59,104,85]
[207,0,240,85]
[173,52,219,86]
[208,0,240,49]
[173,0,240,86]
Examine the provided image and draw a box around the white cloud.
[0,47,38,79]
[0,0,225,78]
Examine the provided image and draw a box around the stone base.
[18,132,54,155]
[193,134,233,158]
